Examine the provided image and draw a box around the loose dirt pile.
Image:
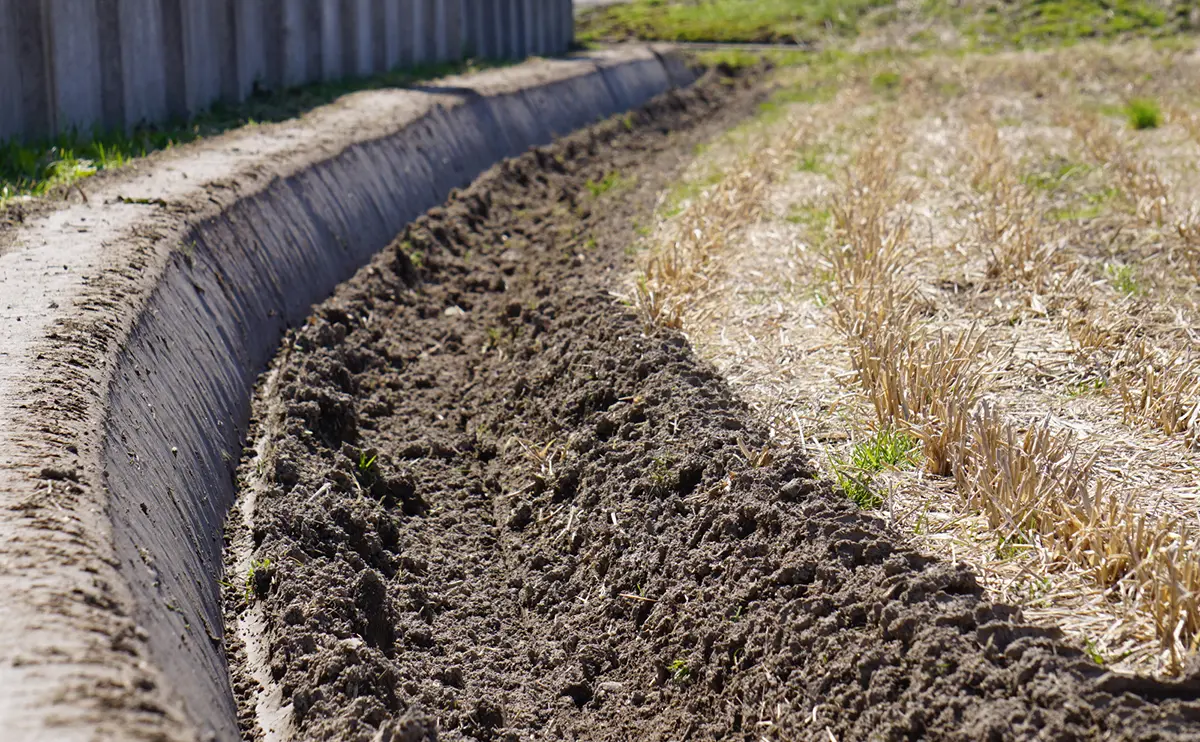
[224,68,1200,741]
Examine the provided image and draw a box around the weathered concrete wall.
[0,0,576,143]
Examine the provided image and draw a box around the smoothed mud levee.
[227,67,1200,741]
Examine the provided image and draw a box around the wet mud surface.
[225,70,1200,741]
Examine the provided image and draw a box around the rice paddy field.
[605,0,1200,677]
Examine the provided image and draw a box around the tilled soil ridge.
[226,69,1200,741]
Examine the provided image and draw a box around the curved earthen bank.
[0,47,693,742]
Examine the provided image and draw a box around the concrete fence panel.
[0,5,24,142]
[527,0,539,55]
[116,0,169,129]
[547,0,561,56]
[563,0,573,47]
[341,0,373,77]
[478,0,495,59]
[0,0,574,145]
[0,3,52,143]
[381,0,403,69]
[484,0,497,57]
[318,0,342,80]
[230,0,268,100]
[396,0,416,67]
[505,0,517,59]
[417,0,437,64]
[509,0,522,58]
[501,0,514,58]
[96,1,124,130]
[550,0,563,54]
[371,0,390,72]
[262,0,308,89]
[442,0,461,61]
[185,0,226,116]
[302,0,323,80]
[461,0,477,57]
[513,0,525,58]
[539,0,549,53]
[434,0,447,60]
[45,0,106,134]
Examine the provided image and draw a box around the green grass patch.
[834,466,882,509]
[694,48,810,70]
[580,0,1196,49]
[1023,161,1117,222]
[1021,159,1093,192]
[1,58,507,205]
[832,428,919,509]
[906,28,940,46]
[870,69,903,94]
[750,69,848,125]
[355,451,379,487]
[796,144,829,173]
[1048,183,1117,221]
[936,79,968,98]
[662,169,724,217]
[994,535,1027,561]
[850,428,921,471]
[1125,97,1162,129]
[1104,262,1143,296]
[766,79,842,108]
[1049,203,1105,221]
[244,557,273,602]
[966,0,1182,48]
[668,658,693,684]
[577,0,893,45]
[1066,376,1108,397]
[749,48,898,124]
[786,203,832,230]
[585,170,632,197]
[1094,101,1128,118]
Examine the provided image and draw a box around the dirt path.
[224,68,1200,741]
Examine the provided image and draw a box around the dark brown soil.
[224,69,1200,741]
